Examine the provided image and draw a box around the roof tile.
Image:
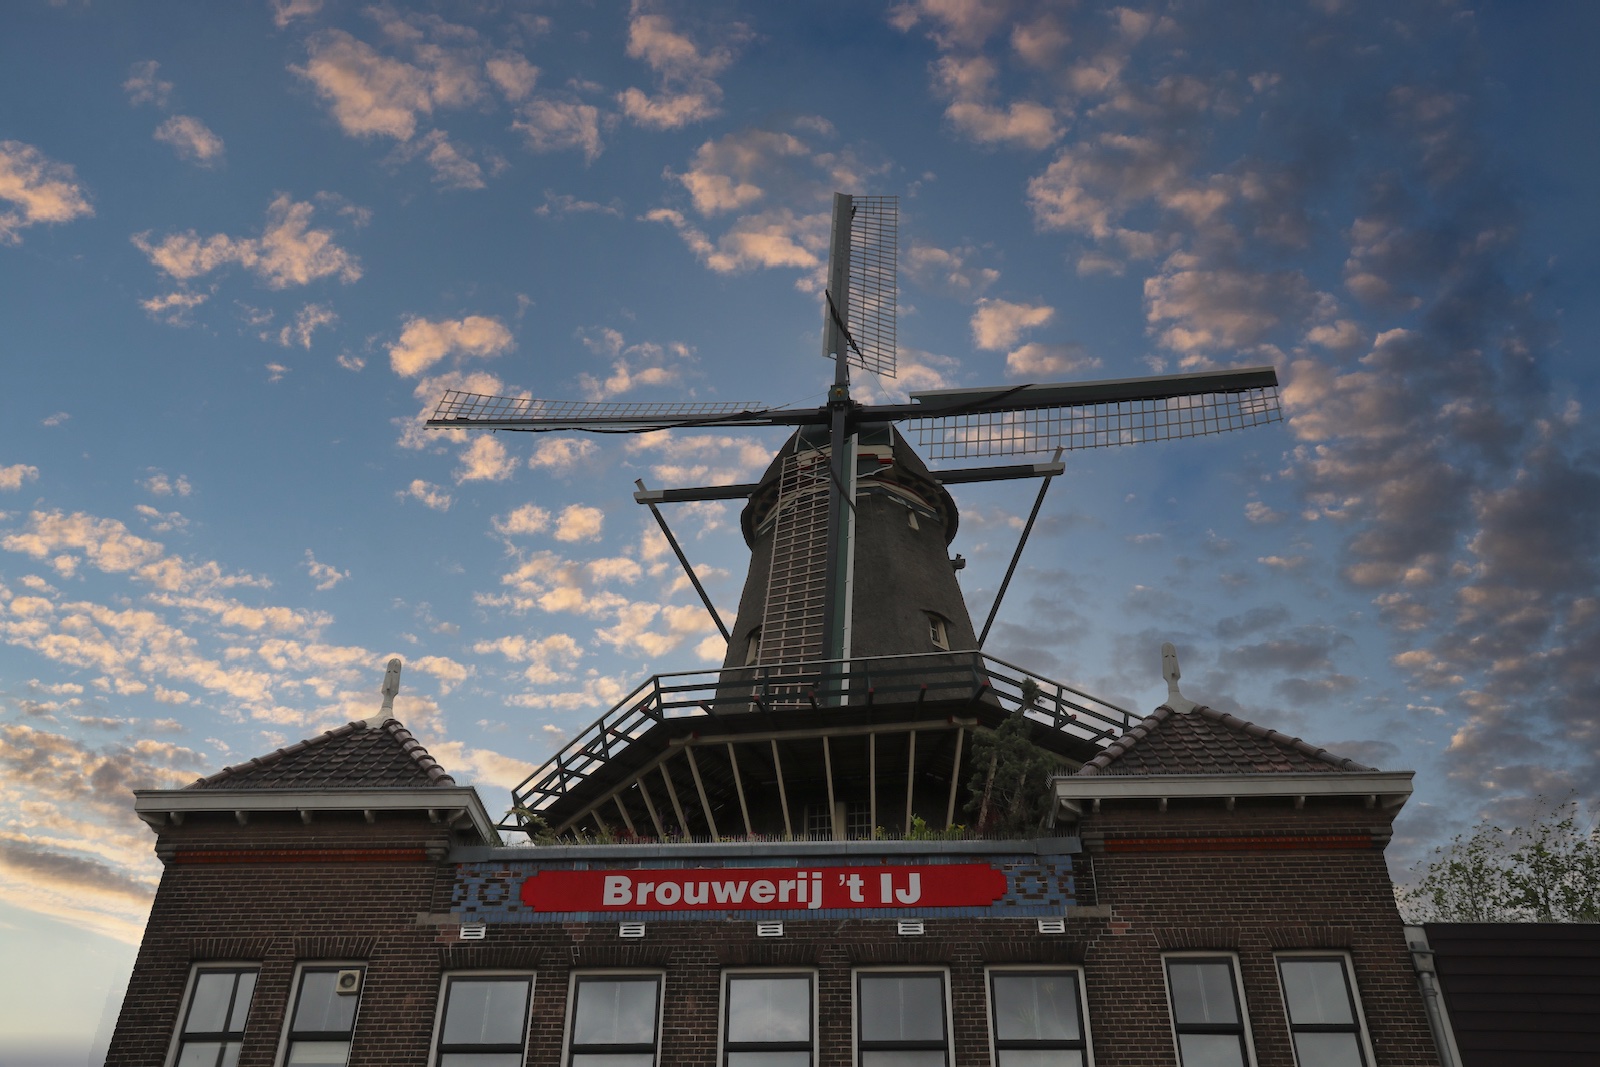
[1078,704,1373,776]
[185,718,456,790]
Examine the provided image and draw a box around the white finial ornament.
[366,658,403,726]
[1161,642,1196,714]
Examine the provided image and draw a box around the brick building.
[108,668,1456,1067]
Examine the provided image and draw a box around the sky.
[2,0,1597,1060]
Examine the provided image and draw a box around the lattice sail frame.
[844,196,898,379]
[908,385,1282,461]
[431,390,763,426]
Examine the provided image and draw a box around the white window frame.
[851,966,954,1067]
[274,960,367,1067]
[1161,952,1257,1067]
[718,967,819,1067]
[165,962,260,1067]
[1274,952,1376,1067]
[984,965,1094,1067]
[926,613,950,651]
[427,970,536,1067]
[560,969,666,1067]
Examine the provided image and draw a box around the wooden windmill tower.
[429,194,1281,841]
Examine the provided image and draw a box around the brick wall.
[109,797,1441,1066]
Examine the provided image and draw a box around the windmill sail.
[844,195,897,378]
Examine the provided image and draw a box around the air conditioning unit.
[335,969,363,996]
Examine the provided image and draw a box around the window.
[283,965,364,1067]
[1276,956,1370,1067]
[926,613,949,651]
[1165,957,1252,1067]
[988,969,1089,1067]
[723,972,814,1066]
[433,975,534,1067]
[172,966,257,1067]
[567,974,662,1066]
[856,971,950,1067]
[745,628,762,666]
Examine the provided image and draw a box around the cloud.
[553,504,604,543]
[672,129,808,215]
[292,27,483,141]
[971,298,1055,351]
[0,464,39,491]
[1005,342,1099,378]
[625,432,772,486]
[471,632,582,684]
[141,471,192,497]
[527,437,598,472]
[930,55,1060,150]
[617,10,747,130]
[153,115,225,166]
[389,129,487,190]
[453,436,517,483]
[302,550,348,591]
[388,314,513,377]
[140,290,209,325]
[0,141,94,244]
[512,99,604,163]
[646,206,828,276]
[575,328,696,400]
[122,60,173,107]
[888,0,1010,49]
[492,504,550,537]
[486,53,538,101]
[535,191,623,219]
[271,0,323,28]
[1143,258,1314,354]
[401,479,451,511]
[1,510,264,594]
[904,242,999,294]
[276,303,337,348]
[132,194,361,289]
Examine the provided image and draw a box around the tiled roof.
[186,718,456,790]
[1078,704,1373,776]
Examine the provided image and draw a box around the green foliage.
[904,814,967,840]
[1398,796,1600,923]
[963,715,1059,837]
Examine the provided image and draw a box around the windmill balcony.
[507,650,1137,843]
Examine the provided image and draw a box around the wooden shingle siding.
[1427,922,1600,1066]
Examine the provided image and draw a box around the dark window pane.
[571,1056,656,1067]
[1292,1032,1365,1067]
[997,1053,1083,1067]
[442,978,531,1046]
[176,1042,223,1067]
[285,1040,351,1066]
[440,1055,526,1067]
[292,972,359,1034]
[727,1053,812,1067]
[992,974,1080,1042]
[185,972,235,1034]
[727,976,811,1043]
[1168,963,1240,1026]
[1279,961,1355,1026]
[573,978,659,1046]
[1176,1033,1246,1067]
[860,1052,945,1067]
[859,975,944,1042]
[228,973,256,1032]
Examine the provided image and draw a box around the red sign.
[520,863,1007,913]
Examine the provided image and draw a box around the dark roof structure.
[186,717,456,791]
[1078,703,1373,777]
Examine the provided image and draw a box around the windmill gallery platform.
[103,197,1539,1067]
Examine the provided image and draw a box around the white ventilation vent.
[335,969,362,996]
[1037,917,1066,935]
[756,922,784,938]
[619,922,646,939]
[459,923,487,941]
[897,920,925,936]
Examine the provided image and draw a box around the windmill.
[429,193,1281,839]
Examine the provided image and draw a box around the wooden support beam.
[613,795,637,835]
[823,736,840,840]
[904,730,917,835]
[945,726,965,830]
[727,742,753,837]
[589,804,612,838]
[685,747,720,840]
[771,739,793,841]
[637,778,666,838]
[660,764,689,836]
